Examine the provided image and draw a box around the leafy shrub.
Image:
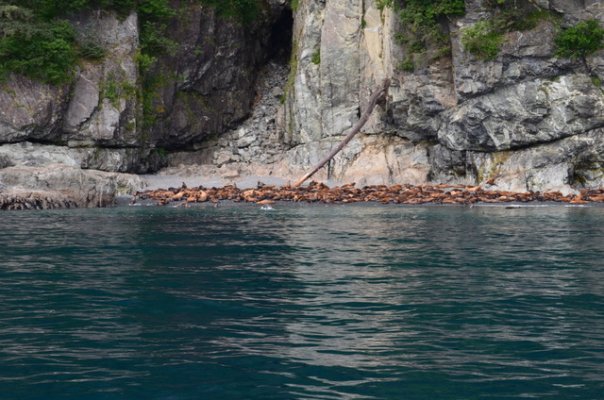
[17,0,90,19]
[388,0,464,71]
[136,52,156,74]
[461,1,556,61]
[461,20,504,61]
[484,0,558,32]
[399,0,465,46]
[0,19,77,84]
[555,19,604,60]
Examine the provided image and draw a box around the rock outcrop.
[0,164,144,209]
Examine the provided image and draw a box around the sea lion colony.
[2,182,603,210]
[137,182,604,207]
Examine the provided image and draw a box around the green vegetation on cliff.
[461,20,503,61]
[0,0,175,83]
[0,0,265,84]
[380,0,599,68]
[398,0,465,47]
[461,2,559,61]
[0,8,77,84]
[555,19,604,60]
[378,0,465,71]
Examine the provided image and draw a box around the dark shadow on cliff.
[267,7,293,64]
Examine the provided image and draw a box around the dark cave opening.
[267,7,293,64]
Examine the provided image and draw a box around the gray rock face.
[440,74,604,151]
[0,12,139,148]
[0,165,144,208]
[432,128,604,194]
[0,142,151,173]
[0,76,67,144]
[281,0,604,191]
[0,10,143,186]
[67,12,140,146]
[147,3,289,148]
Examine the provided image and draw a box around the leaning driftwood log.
[293,78,391,188]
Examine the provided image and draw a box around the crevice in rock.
[266,7,293,65]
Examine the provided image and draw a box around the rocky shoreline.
[0,164,144,211]
[136,181,604,208]
[2,163,603,211]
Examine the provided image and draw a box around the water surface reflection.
[1,205,603,399]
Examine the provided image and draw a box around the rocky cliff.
[0,0,603,207]
[278,0,604,192]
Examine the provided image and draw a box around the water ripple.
[1,205,603,399]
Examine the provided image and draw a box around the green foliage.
[139,70,168,129]
[0,18,77,84]
[136,0,173,20]
[289,0,299,12]
[139,20,176,55]
[16,0,89,19]
[101,75,137,107]
[484,0,558,32]
[311,49,320,65]
[555,19,604,60]
[102,78,121,106]
[399,58,415,72]
[392,0,464,71]
[461,20,504,61]
[399,0,465,47]
[376,0,393,11]
[98,0,137,16]
[136,0,176,65]
[136,52,156,74]
[461,1,555,61]
[0,0,268,85]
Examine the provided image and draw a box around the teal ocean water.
[1,204,603,400]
